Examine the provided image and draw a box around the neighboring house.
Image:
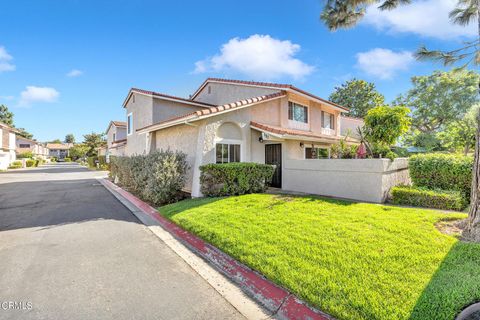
[105,121,127,157]
[47,143,73,159]
[0,122,19,170]
[122,78,363,197]
[16,136,49,159]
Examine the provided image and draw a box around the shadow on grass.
[269,193,358,206]
[409,241,480,320]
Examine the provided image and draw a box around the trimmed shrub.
[64,157,72,162]
[87,156,97,168]
[17,152,33,159]
[110,150,188,205]
[409,154,473,198]
[8,161,23,169]
[26,159,36,167]
[200,162,275,197]
[391,185,466,211]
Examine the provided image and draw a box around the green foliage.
[83,132,106,157]
[25,159,36,167]
[16,152,33,159]
[110,150,188,205]
[50,139,62,144]
[200,163,275,197]
[160,194,475,320]
[364,105,411,146]
[64,133,75,144]
[69,144,89,160]
[64,157,72,162]
[8,160,22,169]
[87,156,96,168]
[396,70,479,134]
[50,157,57,162]
[409,154,473,198]
[329,78,385,118]
[15,128,33,140]
[0,104,14,126]
[330,138,358,159]
[391,186,466,211]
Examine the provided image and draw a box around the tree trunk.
[462,3,480,242]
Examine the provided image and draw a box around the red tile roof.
[112,121,126,127]
[137,91,286,133]
[250,121,357,142]
[192,78,349,111]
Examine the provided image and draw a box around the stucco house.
[47,143,73,160]
[16,136,49,159]
[0,122,18,170]
[105,121,127,157]
[122,78,363,197]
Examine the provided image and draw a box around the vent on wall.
[208,86,211,94]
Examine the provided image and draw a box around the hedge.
[26,159,36,167]
[110,150,188,205]
[8,161,22,169]
[409,153,473,198]
[391,185,466,211]
[200,162,275,197]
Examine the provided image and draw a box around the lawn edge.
[100,178,334,320]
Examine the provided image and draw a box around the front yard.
[160,194,480,320]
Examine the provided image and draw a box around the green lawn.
[159,194,480,320]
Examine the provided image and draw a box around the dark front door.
[265,144,282,188]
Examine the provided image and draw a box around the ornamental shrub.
[391,185,466,211]
[409,153,473,198]
[200,162,275,197]
[110,150,188,205]
[26,159,36,167]
[64,157,72,162]
[17,152,33,159]
[8,160,23,169]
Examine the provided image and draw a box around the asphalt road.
[0,163,244,320]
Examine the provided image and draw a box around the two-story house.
[105,121,127,157]
[16,136,49,159]
[122,78,362,197]
[0,122,19,170]
[47,143,72,160]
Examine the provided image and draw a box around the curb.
[101,179,333,320]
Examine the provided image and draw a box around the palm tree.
[321,0,480,242]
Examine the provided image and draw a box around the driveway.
[0,163,244,320]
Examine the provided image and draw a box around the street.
[0,163,244,320]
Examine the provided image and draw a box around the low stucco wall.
[282,158,410,203]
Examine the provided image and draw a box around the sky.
[0,0,476,142]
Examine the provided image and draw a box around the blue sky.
[0,0,476,142]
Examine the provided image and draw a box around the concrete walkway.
[0,164,245,320]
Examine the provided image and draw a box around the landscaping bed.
[159,194,480,320]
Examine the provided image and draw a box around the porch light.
[259,136,264,143]
[299,142,304,148]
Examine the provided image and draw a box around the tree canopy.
[0,104,14,126]
[364,105,411,146]
[83,132,106,156]
[64,134,75,144]
[329,79,385,118]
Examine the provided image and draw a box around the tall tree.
[16,128,33,140]
[329,78,385,118]
[64,133,75,144]
[50,139,62,144]
[320,0,480,242]
[395,70,479,134]
[0,104,14,126]
[83,132,106,157]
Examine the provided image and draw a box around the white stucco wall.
[125,93,153,156]
[340,116,364,138]
[282,158,410,203]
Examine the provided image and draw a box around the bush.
[17,152,33,159]
[391,185,466,211]
[409,154,473,198]
[64,157,72,162]
[110,150,188,205]
[8,161,22,169]
[87,156,97,168]
[26,159,36,167]
[200,162,275,197]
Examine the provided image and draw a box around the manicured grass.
[159,194,480,320]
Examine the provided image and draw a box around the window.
[19,144,30,148]
[288,102,308,123]
[127,113,133,135]
[216,143,240,163]
[305,147,329,159]
[321,111,335,129]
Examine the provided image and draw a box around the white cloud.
[0,95,14,101]
[356,48,414,79]
[19,86,60,106]
[66,69,83,77]
[0,46,15,73]
[194,34,314,80]
[363,0,476,40]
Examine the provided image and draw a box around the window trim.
[213,138,243,164]
[304,146,330,159]
[127,113,133,136]
[321,111,335,130]
[288,101,309,124]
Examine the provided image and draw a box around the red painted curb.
[103,179,332,320]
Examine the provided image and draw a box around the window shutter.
[288,102,293,120]
[321,111,325,128]
[304,106,308,123]
[330,114,335,129]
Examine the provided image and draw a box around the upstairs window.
[19,144,30,148]
[306,147,329,159]
[127,113,133,135]
[216,143,240,163]
[321,111,335,129]
[288,102,308,123]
